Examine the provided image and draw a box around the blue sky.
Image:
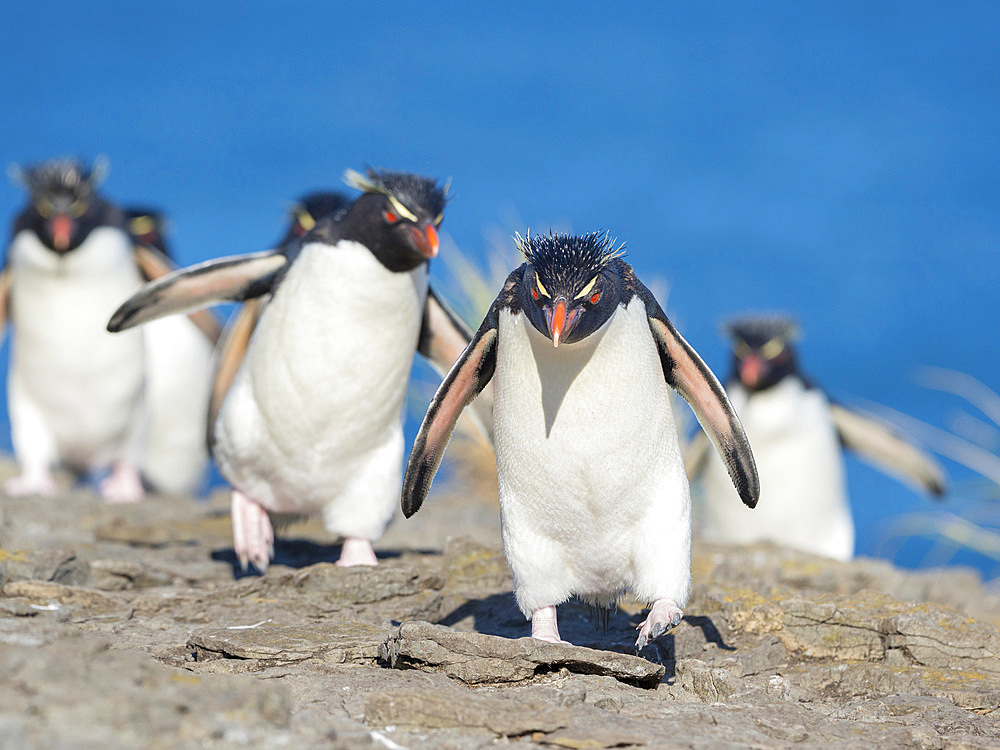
[2,2,999,571]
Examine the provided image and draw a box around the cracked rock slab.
[881,609,1000,675]
[379,621,665,688]
[189,620,391,672]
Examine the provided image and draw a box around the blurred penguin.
[1,158,220,501]
[687,315,946,561]
[122,207,221,494]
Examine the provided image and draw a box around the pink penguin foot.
[531,605,571,645]
[231,490,274,573]
[635,599,683,650]
[335,537,378,567]
[4,468,58,497]
[100,462,144,504]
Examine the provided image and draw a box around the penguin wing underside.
[133,243,225,344]
[207,297,265,448]
[418,286,495,446]
[830,403,947,497]
[402,314,500,518]
[636,284,759,508]
[107,251,286,333]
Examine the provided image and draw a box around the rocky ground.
[2,458,1000,749]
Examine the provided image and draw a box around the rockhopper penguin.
[688,315,946,561]
[108,168,491,571]
[401,231,758,648]
[0,158,220,501]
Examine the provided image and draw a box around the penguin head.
[125,207,171,256]
[281,191,350,245]
[516,231,627,347]
[340,168,448,269]
[724,315,800,391]
[10,157,111,253]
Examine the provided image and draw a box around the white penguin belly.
[141,314,215,493]
[7,228,145,469]
[214,240,426,538]
[493,299,692,616]
[697,378,854,561]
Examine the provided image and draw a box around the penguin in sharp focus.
[0,158,221,500]
[687,315,946,562]
[109,167,490,571]
[401,231,758,649]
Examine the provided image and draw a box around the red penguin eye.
[590,291,601,304]
[531,287,539,301]
[383,210,398,223]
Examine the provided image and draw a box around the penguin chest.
[216,240,427,510]
[6,228,145,450]
[493,300,687,543]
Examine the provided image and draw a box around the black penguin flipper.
[627,274,759,508]
[131,242,225,344]
[402,295,505,518]
[107,250,287,333]
[830,403,947,497]
[418,286,495,445]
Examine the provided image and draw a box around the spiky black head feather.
[515,231,627,346]
[516,230,625,296]
[13,157,107,202]
[344,167,447,221]
[10,157,118,252]
[723,313,801,392]
[724,314,799,348]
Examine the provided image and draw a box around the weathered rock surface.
[1,467,1000,748]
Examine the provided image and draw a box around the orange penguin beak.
[740,354,764,388]
[410,223,439,259]
[545,297,581,347]
[51,214,73,251]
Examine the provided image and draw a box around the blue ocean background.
[2,3,998,576]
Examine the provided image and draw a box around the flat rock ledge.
[3,483,1000,748]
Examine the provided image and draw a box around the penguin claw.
[635,599,683,650]
[231,490,274,574]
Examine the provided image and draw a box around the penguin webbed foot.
[99,461,144,504]
[635,599,683,650]
[335,537,379,567]
[231,490,274,573]
[530,605,571,645]
[4,469,59,498]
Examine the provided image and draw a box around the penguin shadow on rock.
[687,314,947,562]
[402,230,759,652]
[108,167,493,576]
[0,157,221,503]
[437,592,734,671]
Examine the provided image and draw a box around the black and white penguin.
[687,315,946,561]
[108,168,488,571]
[401,231,758,648]
[0,158,220,501]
